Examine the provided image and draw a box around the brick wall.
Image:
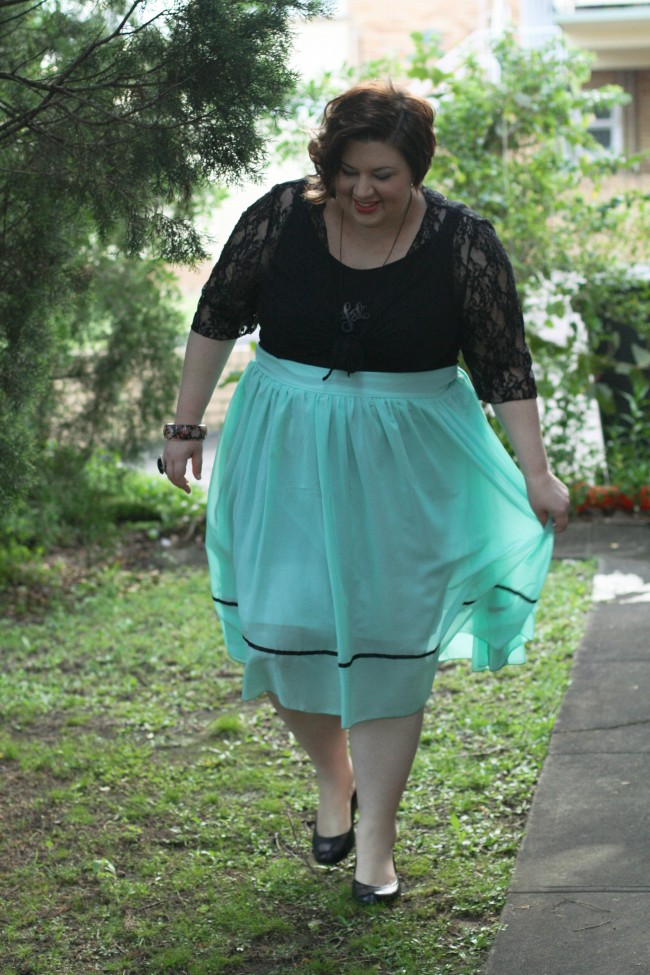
[347,0,521,63]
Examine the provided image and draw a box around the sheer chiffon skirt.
[206,347,553,728]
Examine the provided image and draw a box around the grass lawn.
[0,552,594,975]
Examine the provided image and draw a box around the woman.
[161,81,569,905]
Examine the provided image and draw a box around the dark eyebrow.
[340,161,397,173]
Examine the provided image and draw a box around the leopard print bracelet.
[163,423,208,441]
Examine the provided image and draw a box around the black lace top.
[191,179,536,402]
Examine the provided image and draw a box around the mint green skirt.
[206,347,553,728]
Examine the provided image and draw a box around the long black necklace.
[338,191,413,267]
[338,192,413,328]
[323,194,413,380]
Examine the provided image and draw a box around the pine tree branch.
[0,0,162,144]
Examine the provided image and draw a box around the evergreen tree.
[0,0,325,506]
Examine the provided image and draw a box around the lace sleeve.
[454,212,537,403]
[191,182,299,340]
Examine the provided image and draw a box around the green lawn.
[0,555,594,975]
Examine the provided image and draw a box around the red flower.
[572,483,640,513]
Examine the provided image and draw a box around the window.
[587,102,624,154]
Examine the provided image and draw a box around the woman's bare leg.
[269,694,355,836]
[349,708,424,887]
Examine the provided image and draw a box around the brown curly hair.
[305,81,436,204]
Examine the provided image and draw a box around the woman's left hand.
[162,440,203,495]
[524,470,570,533]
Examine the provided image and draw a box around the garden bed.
[572,483,650,516]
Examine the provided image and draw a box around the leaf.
[220,370,244,387]
[631,343,650,369]
[91,858,117,879]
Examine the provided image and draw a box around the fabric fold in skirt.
[206,347,554,728]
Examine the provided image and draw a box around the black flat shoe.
[312,792,357,866]
[352,874,401,905]
[352,858,401,905]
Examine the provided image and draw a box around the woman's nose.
[354,174,374,198]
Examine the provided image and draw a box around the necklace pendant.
[341,301,369,333]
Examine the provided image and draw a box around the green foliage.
[1,0,325,258]
[575,271,650,353]
[47,248,185,456]
[0,557,594,973]
[0,447,206,588]
[604,386,650,493]
[425,34,643,282]
[0,0,327,508]
[572,272,650,488]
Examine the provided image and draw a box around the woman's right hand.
[159,333,235,493]
[162,440,204,494]
[524,469,570,533]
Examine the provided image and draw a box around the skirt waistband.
[252,346,459,399]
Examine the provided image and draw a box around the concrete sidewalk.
[484,520,650,975]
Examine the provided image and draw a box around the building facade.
[295,0,650,169]
[556,0,650,164]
